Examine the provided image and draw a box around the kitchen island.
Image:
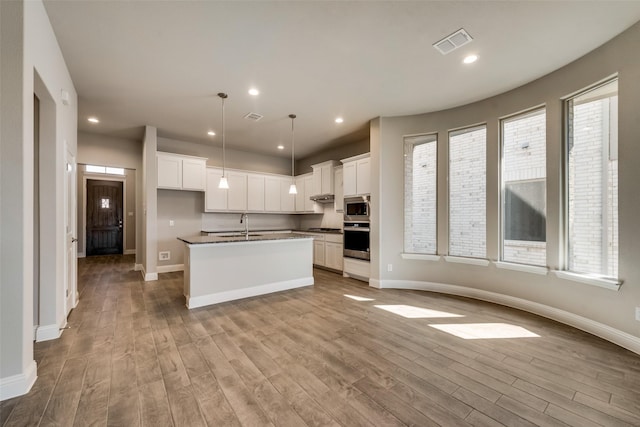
[178,233,314,309]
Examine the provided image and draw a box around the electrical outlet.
[159,251,170,261]
[387,264,393,272]
[169,220,175,227]
[635,307,640,322]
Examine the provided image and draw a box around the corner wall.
[371,22,640,348]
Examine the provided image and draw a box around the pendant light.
[288,114,297,194]
[218,92,229,189]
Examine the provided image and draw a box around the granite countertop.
[202,228,342,235]
[179,233,315,245]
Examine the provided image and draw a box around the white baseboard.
[157,264,184,274]
[187,276,314,309]
[0,360,37,401]
[371,279,640,356]
[124,249,136,255]
[77,252,86,258]
[138,264,158,281]
[35,323,62,342]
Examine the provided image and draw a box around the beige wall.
[1,0,77,398]
[297,138,370,174]
[158,136,291,175]
[372,21,640,340]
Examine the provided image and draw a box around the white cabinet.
[157,152,206,191]
[334,166,344,212]
[295,175,305,212]
[313,240,325,266]
[227,172,248,211]
[247,174,265,212]
[205,168,227,211]
[325,234,343,271]
[264,176,281,212]
[307,233,343,271]
[280,178,296,213]
[341,153,370,197]
[311,160,339,196]
[205,168,247,212]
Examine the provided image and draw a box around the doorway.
[86,179,123,256]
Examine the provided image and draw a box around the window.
[85,164,125,175]
[404,134,437,254]
[501,108,546,266]
[101,198,110,209]
[566,79,618,278]
[448,125,486,258]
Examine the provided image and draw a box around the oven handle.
[343,226,370,232]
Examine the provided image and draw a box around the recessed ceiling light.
[88,117,99,123]
[277,145,284,150]
[335,117,344,124]
[248,88,259,96]
[207,130,216,136]
[463,55,478,64]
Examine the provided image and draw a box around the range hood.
[309,194,335,203]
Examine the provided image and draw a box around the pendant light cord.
[218,93,228,177]
[289,114,296,180]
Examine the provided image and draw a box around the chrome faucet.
[240,213,249,238]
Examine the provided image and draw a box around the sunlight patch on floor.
[344,294,375,302]
[374,304,464,318]
[429,323,540,339]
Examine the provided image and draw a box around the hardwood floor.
[2,254,640,426]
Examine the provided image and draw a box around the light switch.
[169,220,175,227]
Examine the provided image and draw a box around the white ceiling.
[43,1,640,159]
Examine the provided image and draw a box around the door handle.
[118,219,123,229]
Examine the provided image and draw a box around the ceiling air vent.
[433,28,473,55]
[243,112,263,121]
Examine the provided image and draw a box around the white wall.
[1,0,77,400]
[371,21,640,349]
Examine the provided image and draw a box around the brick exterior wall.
[449,127,486,258]
[569,96,618,277]
[404,137,437,254]
[502,109,547,265]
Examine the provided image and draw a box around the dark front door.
[87,179,123,256]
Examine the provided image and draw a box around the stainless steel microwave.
[344,196,370,221]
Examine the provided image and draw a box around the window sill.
[401,253,440,262]
[494,261,548,275]
[444,256,490,267]
[553,271,621,291]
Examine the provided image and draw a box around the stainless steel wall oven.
[343,222,370,260]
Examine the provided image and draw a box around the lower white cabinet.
[313,240,325,266]
[325,243,343,270]
[343,257,370,281]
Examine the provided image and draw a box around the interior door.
[86,179,123,256]
[65,150,77,314]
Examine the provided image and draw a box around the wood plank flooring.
[2,254,640,426]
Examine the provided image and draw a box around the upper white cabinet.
[264,176,281,212]
[227,172,248,211]
[247,174,265,212]
[334,166,344,212]
[341,153,370,197]
[204,167,323,214]
[311,160,339,196]
[280,177,296,213]
[205,168,228,211]
[294,173,323,213]
[157,152,206,191]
